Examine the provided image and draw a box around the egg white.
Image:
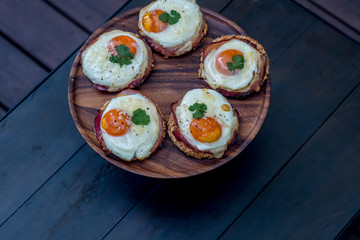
[82,30,148,92]
[202,39,261,91]
[139,0,202,48]
[175,89,238,157]
[101,93,160,161]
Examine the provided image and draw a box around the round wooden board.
[68,7,271,178]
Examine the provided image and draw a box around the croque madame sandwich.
[82,30,153,92]
[168,88,239,159]
[199,35,269,97]
[138,0,207,57]
[95,89,165,161]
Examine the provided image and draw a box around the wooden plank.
[0,107,6,119]
[313,0,360,32]
[0,145,155,239]
[0,0,88,69]
[0,1,358,239]
[0,54,85,225]
[221,0,315,61]
[120,0,232,13]
[220,85,360,239]
[0,0,128,229]
[48,0,229,33]
[340,230,360,240]
[295,0,360,44]
[103,8,360,240]
[47,0,129,32]
[0,36,48,108]
[338,211,360,239]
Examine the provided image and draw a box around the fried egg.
[139,0,203,49]
[202,38,261,92]
[82,30,150,92]
[175,89,239,157]
[100,92,161,161]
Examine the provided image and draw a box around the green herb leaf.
[193,111,203,119]
[159,12,171,23]
[109,44,135,67]
[169,10,181,24]
[159,10,181,25]
[227,54,245,71]
[227,62,235,71]
[131,109,150,126]
[189,103,207,119]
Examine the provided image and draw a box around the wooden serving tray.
[68,7,270,178]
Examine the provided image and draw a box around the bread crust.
[199,35,270,97]
[168,113,215,159]
[95,89,166,162]
[138,2,207,57]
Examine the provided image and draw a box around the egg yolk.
[190,117,222,143]
[142,10,168,33]
[101,109,131,136]
[108,35,138,56]
[221,104,231,112]
[215,49,244,76]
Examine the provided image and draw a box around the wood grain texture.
[0,36,47,108]
[221,85,360,240]
[295,0,360,44]
[47,0,129,32]
[121,0,232,13]
[0,55,85,225]
[0,145,155,239]
[0,0,88,69]
[312,0,360,31]
[68,8,271,178]
[103,6,360,240]
[0,3,239,238]
[0,0,358,239]
[222,0,315,61]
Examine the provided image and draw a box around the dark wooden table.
[1,0,360,239]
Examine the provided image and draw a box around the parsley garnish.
[109,44,134,67]
[159,10,181,25]
[227,54,245,71]
[131,109,150,126]
[189,103,207,119]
